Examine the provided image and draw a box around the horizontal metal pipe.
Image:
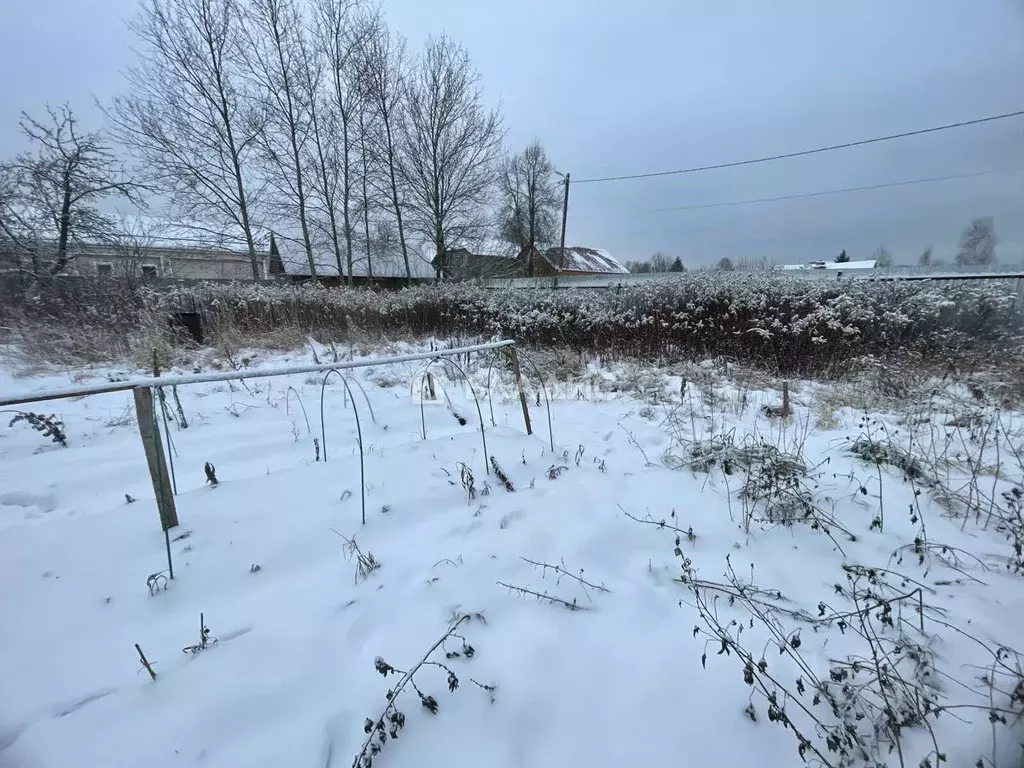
[0,340,514,408]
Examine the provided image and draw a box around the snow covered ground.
[1,342,1023,768]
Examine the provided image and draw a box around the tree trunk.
[325,197,343,282]
[358,113,373,278]
[383,118,410,284]
[268,17,315,281]
[342,117,354,286]
[390,161,410,284]
[434,222,444,282]
[286,118,316,281]
[206,28,260,282]
[50,174,73,276]
[309,98,343,283]
[240,207,260,280]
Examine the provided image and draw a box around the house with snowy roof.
[269,227,436,287]
[523,246,630,277]
[431,239,523,280]
[432,241,629,281]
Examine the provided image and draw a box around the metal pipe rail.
[0,340,515,408]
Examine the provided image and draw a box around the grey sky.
[2,0,1022,266]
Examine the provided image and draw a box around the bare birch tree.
[241,0,318,278]
[498,141,558,276]
[1,105,141,278]
[359,21,412,282]
[400,35,504,281]
[109,0,263,280]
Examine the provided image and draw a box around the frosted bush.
[6,273,1021,375]
[150,274,1021,374]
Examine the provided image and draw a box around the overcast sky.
[1,0,1022,266]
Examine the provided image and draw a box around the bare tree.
[311,0,374,284]
[1,105,141,278]
[624,252,678,274]
[956,216,997,266]
[108,215,170,288]
[498,141,558,276]
[400,34,504,281]
[873,245,893,268]
[241,0,318,278]
[356,106,375,277]
[648,252,675,272]
[109,0,263,280]
[366,216,401,275]
[359,22,412,282]
[297,56,344,279]
[0,162,37,276]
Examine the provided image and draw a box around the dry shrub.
[4,274,1023,382]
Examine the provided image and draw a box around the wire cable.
[568,167,1024,218]
[573,110,1024,184]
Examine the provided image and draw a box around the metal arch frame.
[414,356,490,473]
[319,370,367,525]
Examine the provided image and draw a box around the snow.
[548,246,629,274]
[1,345,1023,768]
[777,260,877,271]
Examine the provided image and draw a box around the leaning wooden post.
[133,386,179,530]
[508,346,533,436]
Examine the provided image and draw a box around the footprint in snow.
[0,491,59,518]
[0,723,26,751]
[218,626,254,644]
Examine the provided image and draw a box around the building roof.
[541,246,629,275]
[446,238,519,259]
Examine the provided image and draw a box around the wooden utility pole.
[556,172,570,288]
[133,386,179,530]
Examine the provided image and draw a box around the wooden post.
[555,172,570,290]
[509,346,533,435]
[133,386,179,530]
[782,381,791,418]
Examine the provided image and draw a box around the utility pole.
[557,171,570,287]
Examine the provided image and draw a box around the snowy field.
[2,342,1023,768]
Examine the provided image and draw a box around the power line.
[568,167,1024,218]
[573,110,1024,184]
